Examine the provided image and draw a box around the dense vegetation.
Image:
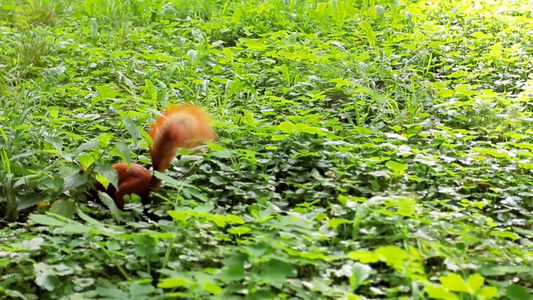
[1,0,533,298]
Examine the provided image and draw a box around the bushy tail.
[148,103,215,173]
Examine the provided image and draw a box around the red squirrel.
[93,103,215,210]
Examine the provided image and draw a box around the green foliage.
[1,0,533,298]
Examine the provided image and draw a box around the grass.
[1,0,533,298]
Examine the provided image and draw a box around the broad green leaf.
[29,214,65,226]
[350,262,371,289]
[227,215,245,224]
[34,263,60,291]
[158,277,188,288]
[228,226,252,234]
[426,285,459,300]
[204,281,222,295]
[478,265,533,276]
[92,85,119,104]
[115,142,132,165]
[327,218,351,228]
[375,245,408,270]
[359,21,375,46]
[130,282,155,297]
[95,163,119,190]
[505,284,533,300]
[122,116,142,143]
[63,172,88,191]
[257,259,295,283]
[478,286,498,299]
[385,160,408,175]
[279,121,296,133]
[467,273,484,293]
[168,210,189,222]
[513,227,533,236]
[220,253,246,281]
[352,126,373,134]
[49,200,76,219]
[491,230,520,240]
[440,273,469,293]
[98,192,122,222]
[347,251,379,263]
[210,150,232,158]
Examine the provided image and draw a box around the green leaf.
[29,214,65,226]
[347,250,379,263]
[478,286,498,299]
[327,218,351,228]
[467,273,484,293]
[257,258,295,283]
[49,200,76,219]
[479,265,533,276]
[95,163,119,190]
[211,150,232,158]
[226,215,245,224]
[359,21,375,46]
[144,79,157,103]
[34,263,60,291]
[375,245,408,270]
[440,273,469,293]
[204,281,223,295]
[227,226,252,234]
[130,282,155,297]
[330,77,353,88]
[513,227,533,237]
[168,210,189,222]
[426,285,459,300]
[350,263,371,289]
[220,253,247,281]
[62,172,88,191]
[115,142,132,165]
[279,121,296,133]
[92,85,119,104]
[122,116,142,143]
[491,230,520,240]
[18,192,49,211]
[97,192,122,222]
[352,126,374,134]
[158,277,189,288]
[385,160,408,175]
[505,284,533,300]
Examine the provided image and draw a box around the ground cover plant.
[1,0,533,298]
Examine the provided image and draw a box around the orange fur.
[94,103,214,210]
[148,103,215,173]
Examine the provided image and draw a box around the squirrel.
[92,103,215,210]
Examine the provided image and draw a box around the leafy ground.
[1,0,533,299]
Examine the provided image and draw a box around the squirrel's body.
[95,103,214,209]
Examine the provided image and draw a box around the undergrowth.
[1,0,532,299]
